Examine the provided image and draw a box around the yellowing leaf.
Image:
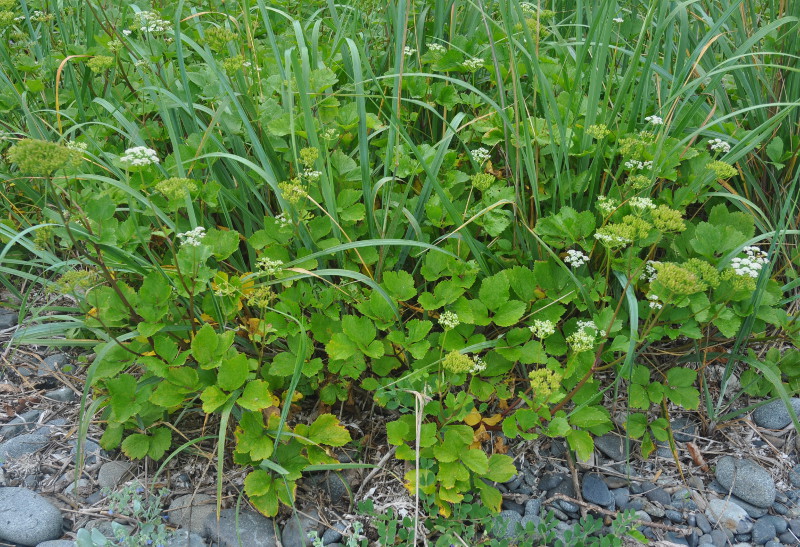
[308,414,352,447]
[463,408,482,426]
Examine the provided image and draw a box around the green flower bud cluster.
[205,26,237,51]
[721,268,756,291]
[300,147,319,168]
[47,269,101,295]
[706,160,737,179]
[652,262,706,295]
[442,350,474,374]
[471,172,495,191]
[222,55,246,74]
[88,55,114,74]
[627,174,651,190]
[529,367,563,401]
[586,124,610,139]
[594,215,652,248]
[7,138,81,176]
[683,258,720,289]
[651,204,686,233]
[155,177,198,202]
[278,180,307,205]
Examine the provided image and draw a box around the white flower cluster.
[439,311,460,330]
[470,147,491,164]
[275,213,292,227]
[647,294,663,310]
[122,29,133,36]
[302,168,322,181]
[629,196,656,210]
[520,2,537,15]
[427,42,447,54]
[708,138,731,153]
[731,246,768,278]
[120,146,159,167]
[529,319,556,339]
[177,226,206,247]
[565,249,589,268]
[567,320,597,352]
[596,195,619,215]
[624,159,653,170]
[640,260,659,282]
[613,17,624,23]
[403,46,417,57]
[134,11,173,33]
[462,57,483,71]
[470,357,486,375]
[257,257,284,275]
[594,232,631,245]
[645,115,664,125]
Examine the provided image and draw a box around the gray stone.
[501,499,524,515]
[758,515,787,534]
[44,388,76,403]
[165,529,206,547]
[0,487,63,546]
[707,498,752,532]
[699,534,713,546]
[1,410,42,439]
[671,417,698,442]
[696,513,712,534]
[789,518,800,535]
[736,517,754,534]
[524,498,541,518]
[63,479,91,496]
[538,473,565,491]
[35,541,75,547]
[772,502,788,516]
[666,510,684,523]
[489,510,522,540]
[0,311,17,330]
[752,398,800,429]
[547,476,578,513]
[308,473,350,505]
[282,509,320,547]
[97,461,132,489]
[84,520,133,539]
[612,487,630,509]
[168,494,216,535]
[729,496,768,519]
[0,432,49,459]
[38,354,70,376]
[582,473,613,507]
[710,529,729,547]
[321,521,346,545]
[204,509,279,547]
[715,457,776,508]
[644,486,671,506]
[764,541,781,547]
[642,500,665,518]
[752,517,776,544]
[36,419,67,437]
[594,434,626,461]
[69,439,101,465]
[666,531,690,546]
[779,531,796,544]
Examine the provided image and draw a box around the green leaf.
[766,137,784,164]
[534,207,596,248]
[204,228,240,260]
[461,449,489,475]
[566,429,594,462]
[546,416,570,437]
[628,384,650,409]
[386,420,410,445]
[483,454,516,482]
[191,324,219,367]
[479,272,510,311]
[382,271,416,301]
[326,333,358,360]
[625,413,648,438]
[244,469,273,497]
[342,315,377,347]
[713,308,742,338]
[149,382,186,408]
[218,353,250,391]
[569,406,611,429]
[200,385,231,413]
[475,479,503,513]
[492,300,526,327]
[121,434,150,459]
[308,414,352,447]
[106,374,139,422]
[666,368,697,387]
[238,380,274,411]
[147,427,172,460]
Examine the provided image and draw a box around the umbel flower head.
[7,138,80,176]
[120,146,159,167]
[442,350,474,374]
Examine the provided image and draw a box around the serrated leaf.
[386,420,410,445]
[200,385,231,413]
[546,416,570,437]
[238,380,275,411]
[382,271,416,301]
[461,449,489,474]
[479,272,510,311]
[147,427,172,460]
[666,367,697,387]
[149,382,186,408]
[492,300,526,327]
[191,324,219,366]
[569,406,611,428]
[476,479,503,513]
[625,413,648,438]
[244,469,273,497]
[121,434,150,459]
[483,454,516,482]
[308,414,352,446]
[326,333,358,361]
[218,353,250,391]
[106,374,139,422]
